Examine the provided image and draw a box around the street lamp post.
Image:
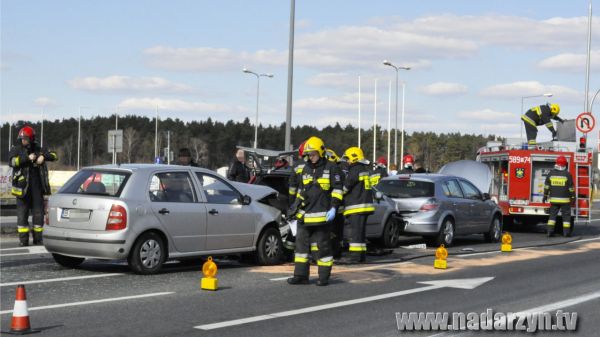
[383,60,410,165]
[243,68,273,149]
[520,93,553,141]
[77,106,90,170]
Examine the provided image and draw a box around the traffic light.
[579,136,587,150]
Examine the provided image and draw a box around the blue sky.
[2,0,600,143]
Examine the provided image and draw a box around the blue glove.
[326,207,336,222]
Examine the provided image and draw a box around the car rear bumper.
[402,216,440,235]
[43,226,130,260]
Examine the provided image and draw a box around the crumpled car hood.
[231,182,278,201]
[438,159,492,193]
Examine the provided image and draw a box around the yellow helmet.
[342,147,365,164]
[303,136,326,157]
[550,103,560,116]
[325,148,340,162]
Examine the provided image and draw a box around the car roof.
[83,164,216,174]
[381,173,465,183]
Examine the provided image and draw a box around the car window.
[458,179,482,200]
[196,173,241,204]
[60,170,130,197]
[442,179,464,198]
[376,179,435,198]
[149,172,196,203]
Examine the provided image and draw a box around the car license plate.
[61,209,71,219]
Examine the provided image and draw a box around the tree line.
[0,116,497,172]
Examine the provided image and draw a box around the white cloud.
[295,96,356,111]
[4,113,43,123]
[34,97,58,107]
[537,50,600,72]
[118,97,249,114]
[419,82,468,96]
[143,46,286,72]
[457,108,516,121]
[479,81,582,103]
[68,75,193,94]
[296,19,311,29]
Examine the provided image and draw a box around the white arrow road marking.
[195,277,494,330]
[428,289,600,337]
[1,273,125,287]
[0,292,174,315]
[0,246,48,257]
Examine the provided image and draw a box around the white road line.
[568,236,600,244]
[456,251,501,258]
[428,290,600,337]
[195,285,441,330]
[0,246,48,257]
[0,292,174,315]
[269,276,290,281]
[0,273,125,287]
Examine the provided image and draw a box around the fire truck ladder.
[574,160,592,226]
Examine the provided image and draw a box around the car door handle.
[158,208,170,215]
[209,209,219,215]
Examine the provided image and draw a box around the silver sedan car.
[44,164,284,274]
[368,174,503,247]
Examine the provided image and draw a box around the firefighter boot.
[563,222,572,237]
[18,232,30,247]
[316,266,331,286]
[32,230,43,245]
[288,261,310,285]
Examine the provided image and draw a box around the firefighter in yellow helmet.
[521,103,563,149]
[288,136,343,286]
[325,148,346,258]
[340,146,375,263]
[284,140,308,251]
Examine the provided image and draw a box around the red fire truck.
[477,139,592,227]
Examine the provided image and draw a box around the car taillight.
[419,198,439,212]
[106,204,127,230]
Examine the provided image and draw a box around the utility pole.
[284,0,295,151]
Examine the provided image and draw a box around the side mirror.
[482,193,490,201]
[240,195,252,205]
[374,191,383,201]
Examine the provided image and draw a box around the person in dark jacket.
[227,149,250,183]
[341,146,375,263]
[543,155,575,237]
[9,125,57,246]
[521,103,563,149]
[288,136,343,286]
[371,156,388,186]
[414,160,427,173]
[177,148,199,167]
[284,141,307,250]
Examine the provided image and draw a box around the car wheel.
[430,217,455,247]
[484,216,502,243]
[128,232,165,275]
[256,227,283,265]
[52,253,84,268]
[381,217,401,248]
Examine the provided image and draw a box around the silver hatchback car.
[370,174,503,247]
[44,164,284,274]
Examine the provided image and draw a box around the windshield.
[59,170,130,197]
[377,179,435,198]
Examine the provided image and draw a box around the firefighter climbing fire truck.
[477,138,592,227]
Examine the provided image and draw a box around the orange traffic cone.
[8,285,39,335]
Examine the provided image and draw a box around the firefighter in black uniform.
[341,147,375,263]
[9,126,57,246]
[521,103,563,149]
[326,148,345,258]
[371,156,388,186]
[284,141,307,250]
[399,154,415,174]
[543,155,575,237]
[288,137,343,286]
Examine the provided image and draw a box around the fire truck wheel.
[484,216,502,243]
[427,217,455,247]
